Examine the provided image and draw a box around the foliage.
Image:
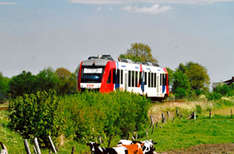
[184,62,210,93]
[36,68,60,92]
[8,91,64,147]
[62,91,150,145]
[166,67,174,89]
[213,83,234,96]
[207,83,234,100]
[8,91,150,147]
[8,71,38,97]
[56,68,76,95]
[171,62,210,98]
[8,68,76,98]
[119,42,158,63]
[172,70,191,99]
[0,73,10,102]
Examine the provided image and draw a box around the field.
[0,96,234,153]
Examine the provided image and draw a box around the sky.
[0,0,233,84]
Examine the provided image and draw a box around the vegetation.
[0,73,10,103]
[8,91,150,147]
[150,115,234,152]
[119,42,158,63]
[168,62,210,99]
[207,83,234,100]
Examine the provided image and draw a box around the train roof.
[82,55,166,73]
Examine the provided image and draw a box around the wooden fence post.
[231,109,232,119]
[49,136,57,153]
[34,138,41,154]
[24,139,31,154]
[161,113,165,123]
[33,145,37,154]
[176,108,179,117]
[150,115,153,127]
[0,142,8,154]
[71,146,75,154]
[167,111,170,120]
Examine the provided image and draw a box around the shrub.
[8,91,150,147]
[8,91,64,147]
[195,105,202,114]
[62,91,150,145]
[207,92,222,100]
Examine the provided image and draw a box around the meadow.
[0,93,233,153]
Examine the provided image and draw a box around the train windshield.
[81,66,105,83]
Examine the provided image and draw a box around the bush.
[8,91,64,147]
[207,92,222,100]
[8,91,150,147]
[195,105,202,114]
[62,91,150,145]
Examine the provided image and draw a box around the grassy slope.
[148,116,234,152]
[0,98,233,153]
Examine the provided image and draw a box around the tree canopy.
[119,42,158,63]
[0,73,10,102]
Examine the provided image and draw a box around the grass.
[147,115,234,152]
[0,97,234,153]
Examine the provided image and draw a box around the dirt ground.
[159,143,234,154]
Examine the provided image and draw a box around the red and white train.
[77,55,169,99]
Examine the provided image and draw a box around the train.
[77,55,169,99]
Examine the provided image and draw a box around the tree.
[55,67,76,95]
[119,43,158,63]
[36,68,59,92]
[0,73,10,102]
[172,70,191,99]
[184,62,210,94]
[166,67,174,89]
[9,71,37,97]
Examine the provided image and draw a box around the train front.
[77,58,109,92]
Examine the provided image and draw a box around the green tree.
[0,73,10,102]
[36,68,59,92]
[55,68,76,95]
[119,42,158,63]
[8,71,37,97]
[184,62,210,94]
[166,67,174,89]
[172,70,191,99]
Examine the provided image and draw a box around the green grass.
[147,115,234,152]
[0,110,25,153]
[1,97,234,153]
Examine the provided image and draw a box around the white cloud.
[0,2,16,5]
[122,4,171,15]
[70,0,234,5]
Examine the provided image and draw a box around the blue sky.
[0,0,234,84]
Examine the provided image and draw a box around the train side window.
[117,69,120,84]
[154,73,156,87]
[113,69,116,84]
[132,71,134,87]
[148,72,150,87]
[128,71,131,87]
[135,71,138,87]
[151,73,153,88]
[160,74,162,86]
[107,70,111,84]
[121,70,123,84]
[139,72,142,84]
[163,74,166,86]
[145,72,147,85]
